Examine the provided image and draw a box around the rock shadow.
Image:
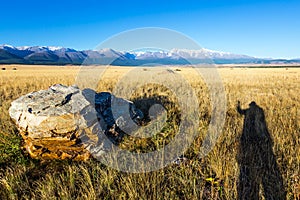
[132,95,181,125]
[237,101,286,200]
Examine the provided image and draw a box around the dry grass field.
[0,65,299,199]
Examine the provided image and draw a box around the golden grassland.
[0,65,299,199]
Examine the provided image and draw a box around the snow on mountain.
[0,45,74,53]
[15,46,32,51]
[169,48,253,59]
[133,51,173,59]
[0,44,33,57]
[0,44,16,49]
[18,46,49,52]
[48,46,64,51]
[130,48,253,60]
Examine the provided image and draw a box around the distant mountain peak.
[0,44,16,49]
[0,44,298,65]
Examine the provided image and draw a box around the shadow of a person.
[237,101,286,200]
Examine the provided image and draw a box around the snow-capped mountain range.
[0,44,298,65]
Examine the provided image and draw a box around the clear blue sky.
[1,0,299,58]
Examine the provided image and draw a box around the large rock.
[9,84,143,161]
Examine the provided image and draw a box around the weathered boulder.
[9,84,143,161]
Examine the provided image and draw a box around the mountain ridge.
[0,44,298,65]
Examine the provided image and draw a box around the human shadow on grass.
[237,101,286,200]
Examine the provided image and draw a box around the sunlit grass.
[0,65,299,199]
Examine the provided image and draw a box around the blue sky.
[1,0,299,58]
